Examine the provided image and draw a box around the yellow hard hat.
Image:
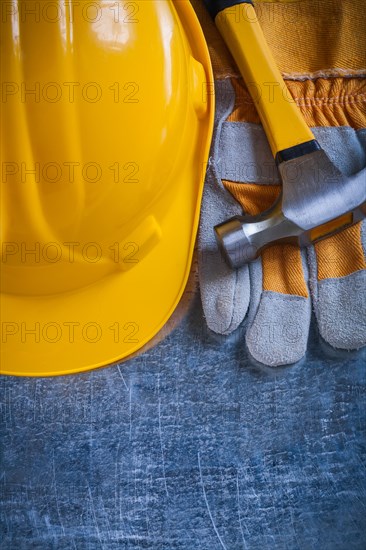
[0,0,214,376]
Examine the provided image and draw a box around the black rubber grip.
[275,140,321,165]
[204,0,253,19]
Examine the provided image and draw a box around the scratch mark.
[100,493,112,539]
[129,387,132,441]
[198,452,227,550]
[33,380,38,422]
[117,366,133,440]
[157,375,169,497]
[117,366,129,391]
[114,442,120,514]
[29,506,41,538]
[89,375,94,449]
[115,447,132,538]
[52,451,65,536]
[88,484,104,549]
[236,474,249,550]
[145,467,151,537]
[289,505,301,548]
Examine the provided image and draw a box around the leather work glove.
[195,0,366,366]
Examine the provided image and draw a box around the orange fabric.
[228,78,366,129]
[262,245,308,297]
[223,182,309,297]
[223,181,280,216]
[315,223,366,280]
[253,0,366,79]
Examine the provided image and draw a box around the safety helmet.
[0,0,214,376]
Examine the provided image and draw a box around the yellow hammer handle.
[215,3,315,157]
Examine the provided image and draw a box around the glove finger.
[199,79,251,335]
[245,244,311,367]
[221,109,311,367]
[199,165,250,335]
[307,126,366,350]
[308,222,366,350]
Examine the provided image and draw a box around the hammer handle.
[208,0,315,158]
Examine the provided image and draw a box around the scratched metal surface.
[1,295,366,550]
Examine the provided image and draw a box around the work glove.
[196,0,366,366]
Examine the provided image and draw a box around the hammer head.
[215,149,366,269]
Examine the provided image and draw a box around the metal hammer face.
[215,149,366,269]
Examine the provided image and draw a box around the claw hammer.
[205,0,366,269]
